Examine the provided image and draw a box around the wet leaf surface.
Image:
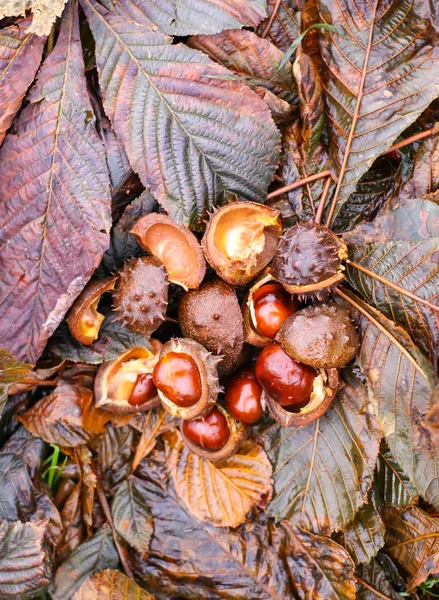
[72,569,154,599]
[334,501,385,565]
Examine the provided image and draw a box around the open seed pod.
[263,368,339,427]
[131,213,206,290]
[178,277,244,377]
[276,302,360,369]
[113,256,168,335]
[271,222,347,298]
[180,405,245,463]
[242,269,298,347]
[67,277,117,345]
[94,341,162,413]
[201,202,282,285]
[154,338,221,419]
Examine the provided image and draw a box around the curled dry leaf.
[72,569,154,600]
[383,506,439,591]
[260,368,381,534]
[165,429,272,528]
[132,405,176,470]
[82,0,280,226]
[0,520,52,599]
[356,293,439,508]
[133,452,355,599]
[0,0,111,365]
[334,502,385,565]
[0,17,46,146]
[111,475,154,557]
[320,0,439,221]
[101,0,267,35]
[53,524,119,600]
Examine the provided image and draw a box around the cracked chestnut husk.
[255,343,339,427]
[113,256,168,335]
[94,342,162,413]
[153,338,221,419]
[131,213,206,290]
[201,202,282,285]
[271,221,348,299]
[242,269,298,347]
[178,277,244,377]
[67,277,117,345]
[180,405,245,462]
[276,302,360,369]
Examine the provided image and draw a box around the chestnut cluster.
[66,203,359,462]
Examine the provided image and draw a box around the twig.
[384,127,437,154]
[261,0,282,39]
[90,457,135,579]
[315,176,332,224]
[354,575,395,600]
[267,170,331,200]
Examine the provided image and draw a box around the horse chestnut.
[128,373,157,406]
[182,407,230,451]
[252,283,297,339]
[224,368,263,424]
[255,343,316,407]
[153,351,202,408]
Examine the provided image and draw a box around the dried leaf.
[0,520,52,599]
[347,238,439,363]
[334,502,385,565]
[53,525,119,600]
[0,349,30,386]
[383,506,439,591]
[188,29,297,104]
[111,475,153,557]
[132,405,176,470]
[260,368,381,534]
[19,367,110,447]
[166,431,272,528]
[320,0,439,221]
[72,569,154,600]
[374,446,417,507]
[356,293,439,509]
[0,0,32,20]
[257,0,302,53]
[0,17,46,145]
[133,452,355,599]
[101,0,267,35]
[97,424,134,496]
[82,0,280,227]
[0,0,111,365]
[355,555,410,600]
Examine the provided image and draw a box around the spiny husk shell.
[67,277,117,345]
[242,269,277,347]
[276,302,360,369]
[201,201,282,285]
[178,277,244,378]
[264,368,339,427]
[179,404,246,462]
[113,257,168,335]
[157,338,221,420]
[94,342,162,413]
[131,213,206,290]
[271,222,347,295]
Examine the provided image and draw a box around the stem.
[47,24,56,54]
[354,575,395,600]
[90,458,134,579]
[315,176,332,224]
[335,288,427,377]
[347,259,439,313]
[267,170,331,200]
[261,0,282,39]
[384,127,436,154]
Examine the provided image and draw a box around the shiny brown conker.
[128,373,157,406]
[255,343,316,407]
[182,407,230,451]
[153,351,202,408]
[224,368,263,424]
[252,283,297,339]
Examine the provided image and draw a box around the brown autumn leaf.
[383,506,439,591]
[132,405,176,470]
[0,0,111,365]
[82,0,280,227]
[19,366,111,447]
[334,501,385,565]
[165,429,272,528]
[96,424,135,496]
[374,446,418,508]
[355,554,413,600]
[257,0,302,53]
[72,569,154,600]
[0,17,46,146]
[319,0,439,224]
